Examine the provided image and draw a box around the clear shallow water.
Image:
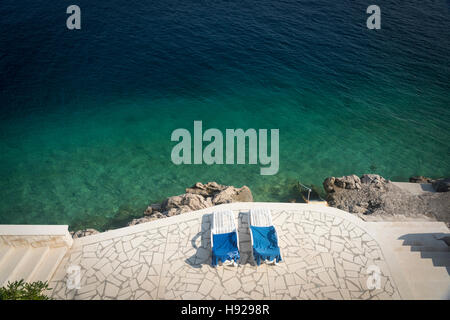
[0,1,449,230]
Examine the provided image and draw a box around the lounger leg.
[223,260,235,267]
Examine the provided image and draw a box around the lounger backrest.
[249,208,273,227]
[212,210,236,234]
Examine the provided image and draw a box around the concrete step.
[399,234,449,248]
[395,250,448,272]
[5,246,50,284]
[398,257,449,278]
[0,247,29,286]
[395,245,450,267]
[0,246,13,266]
[398,251,433,267]
[29,247,67,283]
[395,245,450,253]
[394,246,450,299]
[401,262,450,300]
[408,278,450,300]
[392,182,435,195]
[419,251,450,268]
[410,246,450,253]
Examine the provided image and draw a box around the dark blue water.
[0,1,449,230]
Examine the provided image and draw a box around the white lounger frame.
[211,210,240,267]
[248,208,281,265]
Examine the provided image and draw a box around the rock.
[349,205,366,214]
[131,182,253,225]
[185,182,225,197]
[234,186,253,202]
[212,187,236,204]
[162,183,252,212]
[182,193,213,210]
[360,174,389,189]
[165,204,198,217]
[165,208,179,217]
[164,208,179,217]
[163,194,213,216]
[323,177,335,193]
[162,193,213,212]
[334,177,345,189]
[322,175,361,192]
[323,173,450,226]
[212,186,253,204]
[143,206,153,216]
[127,212,166,226]
[432,178,450,192]
[71,228,100,239]
[324,173,391,216]
[150,203,162,211]
[162,195,184,211]
[344,175,361,190]
[410,176,433,183]
[127,217,150,226]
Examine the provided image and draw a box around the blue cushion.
[250,226,282,266]
[211,231,240,266]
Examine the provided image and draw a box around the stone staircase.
[395,232,450,299]
[0,225,72,287]
[0,245,68,286]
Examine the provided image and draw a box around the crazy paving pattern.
[49,210,401,299]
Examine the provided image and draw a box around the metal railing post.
[298,181,312,203]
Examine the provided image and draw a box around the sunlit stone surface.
[49,204,408,300]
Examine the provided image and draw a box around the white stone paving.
[49,203,409,300]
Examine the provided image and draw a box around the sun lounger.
[249,208,282,265]
[211,210,240,266]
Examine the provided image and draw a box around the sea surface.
[0,1,449,230]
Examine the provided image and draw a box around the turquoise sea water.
[0,1,449,230]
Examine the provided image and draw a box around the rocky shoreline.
[128,182,253,226]
[323,174,450,226]
[71,175,449,238]
[71,182,253,238]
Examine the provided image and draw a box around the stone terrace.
[48,203,449,300]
